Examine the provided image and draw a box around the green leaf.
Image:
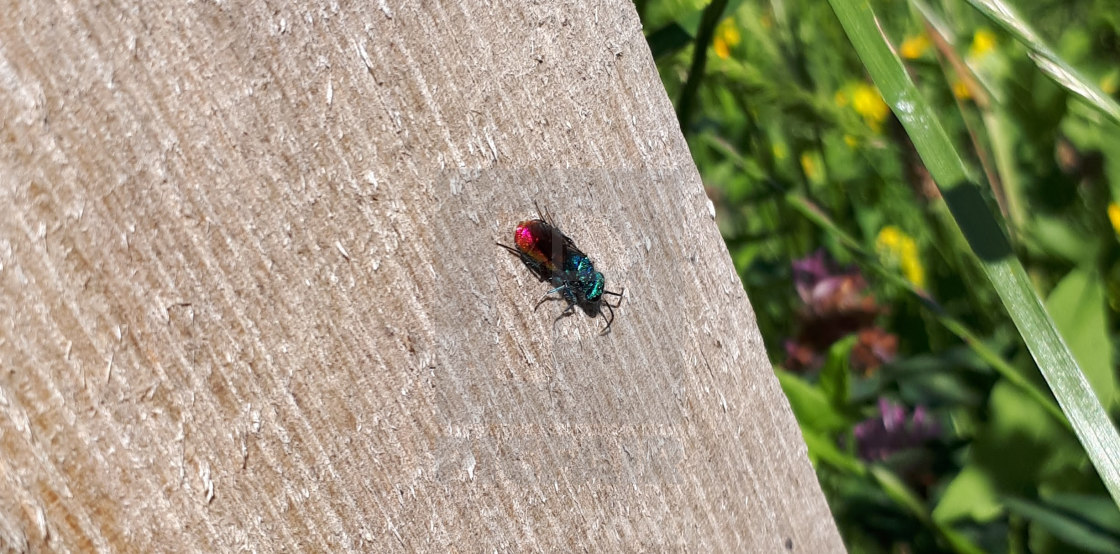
[887,352,987,408]
[777,369,850,433]
[1047,493,1120,537]
[803,427,865,475]
[934,464,1003,523]
[935,383,1085,521]
[978,383,1082,489]
[820,335,857,409]
[873,466,987,554]
[1046,269,1117,409]
[1005,496,1120,554]
[1028,217,1099,265]
[647,22,694,60]
[872,465,928,520]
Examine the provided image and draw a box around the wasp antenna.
[496,242,520,255]
[534,200,556,226]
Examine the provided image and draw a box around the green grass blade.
[871,466,986,554]
[964,0,1120,125]
[676,0,729,130]
[826,0,1120,508]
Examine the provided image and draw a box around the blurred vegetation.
[639,0,1120,551]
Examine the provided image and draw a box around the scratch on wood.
[355,41,374,73]
[387,517,404,547]
[377,0,393,19]
[464,452,476,480]
[486,133,498,161]
[200,461,215,504]
[35,503,49,542]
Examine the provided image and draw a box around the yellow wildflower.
[850,82,890,132]
[800,152,820,181]
[900,34,931,59]
[1101,72,1118,96]
[843,134,859,148]
[773,142,788,160]
[876,226,926,288]
[1109,203,1120,235]
[713,18,741,60]
[969,29,997,59]
[952,80,971,100]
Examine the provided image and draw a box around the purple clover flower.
[785,250,895,372]
[854,398,940,461]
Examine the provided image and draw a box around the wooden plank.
[0,1,844,551]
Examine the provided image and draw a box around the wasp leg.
[597,301,616,335]
[601,287,625,308]
[534,291,562,311]
[497,242,550,282]
[552,300,578,326]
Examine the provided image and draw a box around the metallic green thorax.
[561,254,604,304]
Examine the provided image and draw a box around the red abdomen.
[514,219,569,273]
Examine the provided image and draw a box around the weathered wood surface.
[0,1,844,551]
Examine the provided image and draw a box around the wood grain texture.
[0,0,844,551]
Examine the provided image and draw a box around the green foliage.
[641,0,1120,551]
